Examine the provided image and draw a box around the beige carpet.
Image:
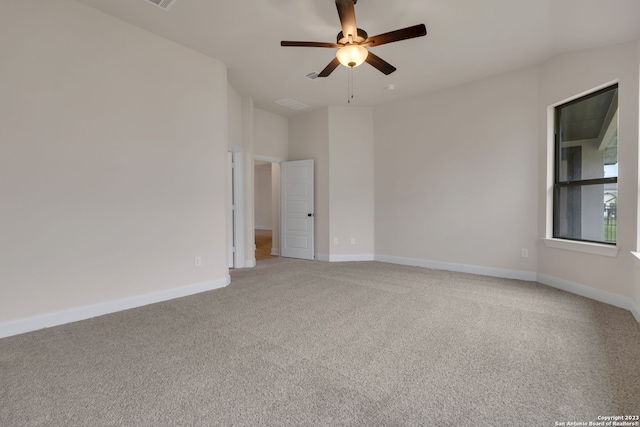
[1,258,639,426]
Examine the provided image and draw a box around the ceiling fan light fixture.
[336,44,368,68]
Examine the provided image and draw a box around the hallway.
[255,229,277,261]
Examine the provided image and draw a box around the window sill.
[542,238,619,257]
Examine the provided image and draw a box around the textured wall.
[0,0,228,323]
[374,68,539,275]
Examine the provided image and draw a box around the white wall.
[253,107,288,255]
[254,163,272,229]
[0,0,228,328]
[227,100,288,265]
[288,109,330,257]
[226,84,242,268]
[227,84,243,148]
[537,41,639,300]
[241,97,256,266]
[254,108,288,160]
[3,0,637,336]
[271,163,281,254]
[633,257,640,320]
[634,41,640,315]
[374,67,539,277]
[288,107,375,261]
[328,107,375,259]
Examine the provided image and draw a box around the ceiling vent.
[275,98,310,111]
[144,0,178,11]
[305,72,319,81]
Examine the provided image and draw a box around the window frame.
[552,83,618,246]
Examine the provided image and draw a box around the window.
[554,84,618,245]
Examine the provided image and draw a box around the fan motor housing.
[337,28,368,45]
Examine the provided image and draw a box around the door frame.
[228,143,245,268]
[227,152,235,268]
[254,154,285,260]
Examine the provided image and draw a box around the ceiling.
[75,0,640,117]
[560,87,617,143]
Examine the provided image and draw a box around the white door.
[280,160,314,260]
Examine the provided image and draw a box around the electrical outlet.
[334,238,339,245]
[195,256,202,266]
[521,248,528,258]
[350,238,356,245]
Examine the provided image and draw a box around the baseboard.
[255,226,272,231]
[315,253,375,262]
[374,255,638,323]
[271,248,280,256]
[0,276,231,339]
[329,254,375,262]
[374,254,537,281]
[245,258,256,268]
[537,274,640,323]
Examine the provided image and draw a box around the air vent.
[305,72,319,81]
[144,0,178,11]
[275,98,310,111]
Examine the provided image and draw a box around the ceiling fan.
[280,0,427,77]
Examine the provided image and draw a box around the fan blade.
[318,57,341,77]
[365,51,396,75]
[366,24,427,47]
[281,41,341,48]
[335,0,357,41]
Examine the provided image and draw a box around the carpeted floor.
[1,258,639,426]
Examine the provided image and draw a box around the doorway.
[251,156,315,264]
[254,158,281,262]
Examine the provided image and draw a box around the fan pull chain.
[347,67,354,104]
[351,67,354,101]
[347,67,351,104]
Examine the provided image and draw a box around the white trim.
[271,248,280,256]
[227,152,235,269]
[0,277,231,339]
[537,274,638,322]
[544,81,620,246]
[375,254,537,281]
[545,106,555,238]
[234,151,245,268]
[227,144,245,269]
[255,226,272,231]
[254,154,285,164]
[329,254,375,262]
[629,252,640,323]
[373,254,638,323]
[229,150,245,268]
[550,79,620,108]
[245,258,256,268]
[542,238,619,257]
